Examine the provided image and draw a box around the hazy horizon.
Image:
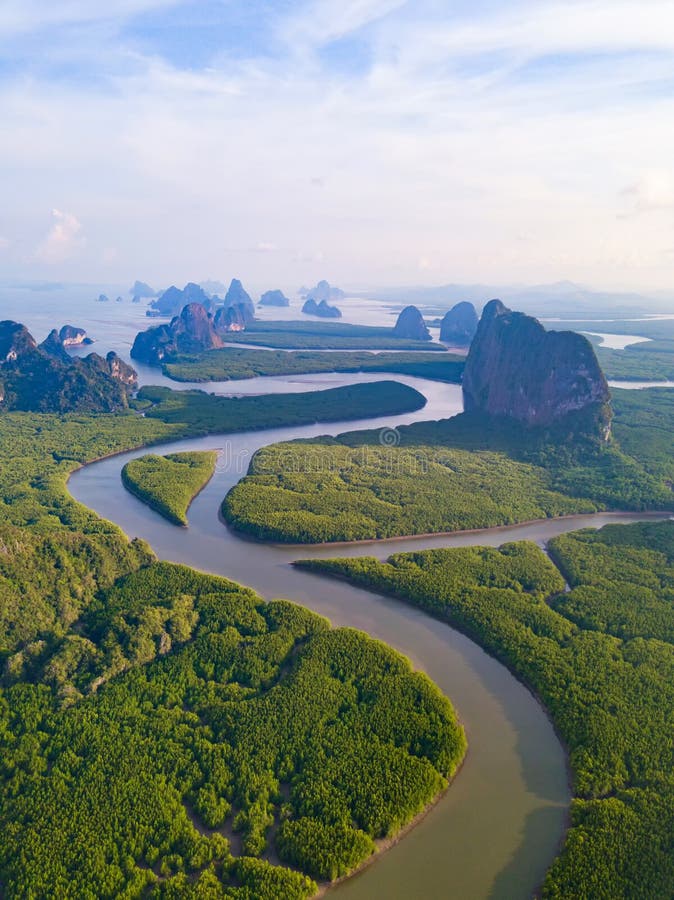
[2,1,674,293]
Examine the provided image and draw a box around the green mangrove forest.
[297,519,674,899]
[163,347,464,384]
[122,451,218,525]
[221,321,446,350]
[0,384,466,897]
[222,389,674,543]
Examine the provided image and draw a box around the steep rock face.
[59,325,92,346]
[214,304,248,333]
[41,325,93,361]
[131,303,224,365]
[0,321,37,362]
[172,303,223,354]
[103,352,137,387]
[259,289,290,307]
[393,306,431,341]
[131,323,174,363]
[302,298,342,318]
[223,279,255,322]
[40,330,72,363]
[439,302,478,346]
[462,299,612,438]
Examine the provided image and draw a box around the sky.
[2,0,674,293]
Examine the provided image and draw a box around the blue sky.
[1,0,674,291]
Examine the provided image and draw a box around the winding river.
[68,373,671,899]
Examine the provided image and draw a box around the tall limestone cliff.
[462,300,612,439]
[223,279,256,322]
[393,306,431,341]
[439,302,478,347]
[131,303,224,365]
[302,298,342,318]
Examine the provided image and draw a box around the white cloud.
[280,0,407,49]
[36,209,84,264]
[2,1,674,290]
[0,236,9,250]
[0,1,180,39]
[622,172,674,214]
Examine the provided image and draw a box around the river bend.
[69,374,669,899]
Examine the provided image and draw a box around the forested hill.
[0,319,137,413]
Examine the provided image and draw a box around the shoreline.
[67,427,667,898]
[314,753,468,897]
[120,450,220,527]
[296,564,575,898]
[226,508,674,551]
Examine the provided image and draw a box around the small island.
[121,450,218,525]
[302,298,342,318]
[393,306,431,341]
[59,324,93,347]
[259,289,290,307]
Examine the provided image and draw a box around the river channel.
[68,373,670,899]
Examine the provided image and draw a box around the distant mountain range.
[360,281,674,319]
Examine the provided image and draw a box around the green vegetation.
[122,451,218,525]
[224,320,446,350]
[164,347,464,384]
[223,391,674,543]
[138,380,425,435]
[297,520,674,898]
[597,340,674,382]
[0,562,466,896]
[611,388,674,488]
[0,380,424,657]
[562,318,674,341]
[0,377,467,895]
[548,521,674,643]
[223,442,599,543]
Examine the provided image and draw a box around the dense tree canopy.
[122,451,218,525]
[223,393,674,543]
[163,348,463,384]
[0,564,466,897]
[299,521,674,898]
[0,381,467,896]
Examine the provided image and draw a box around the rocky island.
[131,303,225,365]
[439,302,478,347]
[59,325,93,347]
[462,299,612,439]
[302,297,342,318]
[393,305,431,341]
[148,282,213,318]
[259,289,290,307]
[222,278,255,322]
